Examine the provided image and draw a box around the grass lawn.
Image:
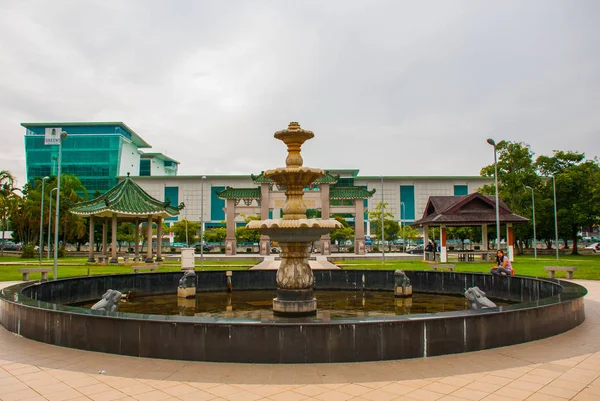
[335,254,600,280]
[2,254,599,281]
[0,256,251,281]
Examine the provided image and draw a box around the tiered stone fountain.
[247,122,342,316]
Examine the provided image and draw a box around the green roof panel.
[217,187,261,200]
[330,187,377,200]
[70,176,183,217]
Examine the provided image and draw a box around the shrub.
[348,246,354,253]
[246,248,252,253]
[58,248,66,258]
[373,246,379,253]
[20,245,35,259]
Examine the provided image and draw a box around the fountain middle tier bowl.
[246,218,342,242]
[263,166,325,186]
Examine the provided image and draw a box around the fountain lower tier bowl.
[0,270,587,363]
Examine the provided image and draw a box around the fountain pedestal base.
[273,288,317,316]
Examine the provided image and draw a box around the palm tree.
[0,170,18,255]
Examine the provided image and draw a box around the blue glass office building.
[23,122,177,194]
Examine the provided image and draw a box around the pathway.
[0,280,598,400]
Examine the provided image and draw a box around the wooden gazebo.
[413,192,528,262]
[70,175,183,263]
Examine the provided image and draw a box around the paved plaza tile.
[0,279,598,400]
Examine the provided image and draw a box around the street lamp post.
[48,188,57,259]
[53,132,67,279]
[184,205,189,247]
[486,138,501,250]
[400,201,406,252]
[380,176,385,264]
[200,175,206,268]
[39,176,49,263]
[525,185,537,258]
[552,175,559,261]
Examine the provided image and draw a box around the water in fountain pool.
[75,290,512,319]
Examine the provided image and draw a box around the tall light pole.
[552,175,559,261]
[380,176,385,264]
[487,138,501,249]
[48,188,57,259]
[400,201,406,251]
[53,132,67,279]
[525,185,537,258]
[39,176,49,263]
[200,175,206,268]
[184,203,189,247]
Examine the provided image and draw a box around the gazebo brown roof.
[413,192,529,227]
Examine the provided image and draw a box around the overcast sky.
[1,0,599,187]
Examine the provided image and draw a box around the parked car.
[406,245,424,254]
[194,243,213,252]
[585,242,599,253]
[1,242,22,251]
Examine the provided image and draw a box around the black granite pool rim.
[0,270,587,363]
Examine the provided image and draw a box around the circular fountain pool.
[0,270,587,363]
[74,290,513,318]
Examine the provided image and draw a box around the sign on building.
[44,128,61,145]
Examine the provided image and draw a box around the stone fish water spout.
[91,289,122,312]
[464,286,497,310]
[178,270,196,299]
[247,122,342,316]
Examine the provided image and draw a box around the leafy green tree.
[0,170,18,254]
[368,202,399,251]
[171,219,201,244]
[330,216,355,245]
[398,225,421,250]
[205,227,227,246]
[236,215,261,243]
[117,223,136,251]
[480,141,540,252]
[56,175,87,250]
[535,151,600,254]
[447,227,482,250]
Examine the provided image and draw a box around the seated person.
[490,250,513,275]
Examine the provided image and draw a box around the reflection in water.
[77,290,511,319]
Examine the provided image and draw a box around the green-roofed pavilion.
[70,175,184,264]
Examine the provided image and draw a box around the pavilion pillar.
[507,223,514,262]
[319,183,331,255]
[102,219,108,260]
[110,213,118,264]
[423,226,429,261]
[87,215,95,262]
[146,215,154,263]
[354,199,365,255]
[440,225,448,263]
[134,218,140,261]
[259,184,270,255]
[156,216,163,262]
[225,199,237,255]
[481,225,488,250]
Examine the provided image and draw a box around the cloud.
[1,0,599,188]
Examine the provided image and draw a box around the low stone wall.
[0,271,587,363]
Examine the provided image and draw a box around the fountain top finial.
[274,121,314,168]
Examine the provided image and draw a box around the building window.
[139,160,151,176]
[454,185,468,196]
[211,186,225,221]
[400,186,415,220]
